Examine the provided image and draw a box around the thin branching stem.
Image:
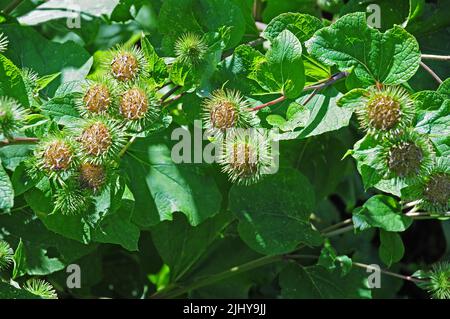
[420,61,443,84]
[249,95,286,112]
[118,135,137,158]
[421,54,450,61]
[0,136,39,147]
[352,262,426,283]
[249,71,349,112]
[160,85,182,103]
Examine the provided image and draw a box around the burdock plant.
[0,97,27,139]
[405,159,450,214]
[174,33,208,66]
[53,182,92,215]
[74,117,125,164]
[118,83,159,131]
[377,130,434,182]
[109,45,147,82]
[415,262,450,299]
[23,279,58,299]
[0,240,13,270]
[78,162,110,193]
[356,85,415,138]
[33,135,77,181]
[203,89,258,138]
[219,129,273,185]
[77,77,117,116]
[0,33,9,52]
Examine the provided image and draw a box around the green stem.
[320,218,353,234]
[3,0,23,14]
[118,135,137,158]
[286,255,425,284]
[323,224,354,237]
[150,254,283,299]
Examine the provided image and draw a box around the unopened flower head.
[0,97,27,139]
[0,240,13,270]
[21,68,38,99]
[175,33,208,65]
[118,83,159,131]
[415,159,450,213]
[53,181,92,216]
[424,262,450,299]
[79,162,108,193]
[0,33,9,53]
[378,130,434,182]
[75,117,125,164]
[203,89,258,137]
[35,136,76,179]
[77,77,116,116]
[219,129,273,185]
[357,86,414,138]
[109,45,147,82]
[23,279,58,299]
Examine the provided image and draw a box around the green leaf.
[41,92,81,126]
[279,263,371,299]
[11,162,37,196]
[159,0,245,53]
[297,87,352,138]
[297,135,353,200]
[0,159,14,212]
[123,135,222,227]
[17,0,120,25]
[0,145,34,171]
[158,0,203,54]
[0,54,29,107]
[194,0,245,49]
[35,72,61,93]
[262,0,320,23]
[263,13,323,42]
[12,239,26,279]
[0,282,39,299]
[379,229,405,267]
[337,88,367,110]
[340,0,413,30]
[151,212,231,281]
[91,198,141,251]
[306,12,420,86]
[415,98,449,156]
[188,236,280,298]
[272,87,352,139]
[228,168,322,255]
[318,240,352,276]
[438,78,450,99]
[24,176,136,250]
[0,210,95,275]
[0,25,92,96]
[255,30,305,98]
[352,135,407,196]
[353,195,413,232]
[141,35,168,87]
[169,60,191,87]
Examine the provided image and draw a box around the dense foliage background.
[0,0,449,299]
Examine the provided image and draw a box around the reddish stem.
[0,137,39,147]
[249,95,286,112]
[162,93,186,108]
